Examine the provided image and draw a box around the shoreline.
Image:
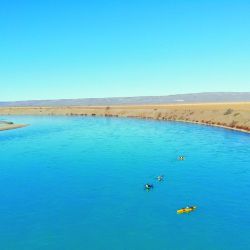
[115,115,250,134]
[164,119,250,134]
[0,102,250,134]
[0,124,28,131]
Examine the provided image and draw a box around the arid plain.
[1,102,250,133]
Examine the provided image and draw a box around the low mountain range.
[0,92,250,107]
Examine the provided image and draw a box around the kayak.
[177,206,197,214]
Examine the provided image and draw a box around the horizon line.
[1,91,250,103]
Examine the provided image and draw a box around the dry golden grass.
[0,102,250,133]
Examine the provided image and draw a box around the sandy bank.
[0,123,28,131]
[0,102,250,133]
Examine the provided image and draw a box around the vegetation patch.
[224,108,234,115]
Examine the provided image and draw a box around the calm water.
[0,116,250,250]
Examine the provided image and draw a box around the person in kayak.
[178,156,185,161]
[186,206,196,211]
[177,205,197,214]
[144,184,154,190]
[156,175,164,182]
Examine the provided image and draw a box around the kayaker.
[178,156,185,161]
[144,184,154,190]
[156,175,164,182]
[177,206,197,214]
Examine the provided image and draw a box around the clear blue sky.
[0,0,249,101]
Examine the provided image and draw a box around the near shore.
[0,102,250,133]
[0,122,28,131]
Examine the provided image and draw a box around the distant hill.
[0,92,250,107]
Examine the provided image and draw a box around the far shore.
[0,102,250,134]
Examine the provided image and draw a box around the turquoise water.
[0,116,250,250]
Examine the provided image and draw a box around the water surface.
[0,116,250,250]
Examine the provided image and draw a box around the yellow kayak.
[177,206,197,214]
